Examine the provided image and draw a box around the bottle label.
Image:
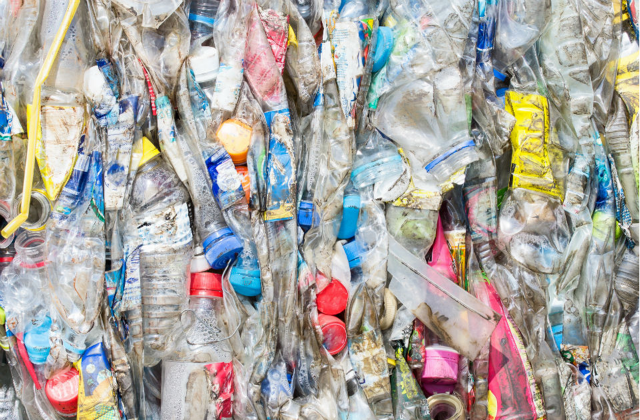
[206,149,244,210]
[211,62,244,112]
[156,95,188,182]
[505,91,562,199]
[264,109,295,222]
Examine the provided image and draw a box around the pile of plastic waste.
[0,0,637,417]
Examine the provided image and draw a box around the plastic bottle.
[161,271,233,419]
[189,0,221,44]
[129,138,194,366]
[175,126,243,269]
[351,131,403,189]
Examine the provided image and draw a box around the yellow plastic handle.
[1,0,81,239]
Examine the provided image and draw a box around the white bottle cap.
[189,46,219,84]
[190,246,212,273]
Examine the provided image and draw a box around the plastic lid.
[229,266,262,296]
[373,26,394,73]
[190,245,212,273]
[217,119,252,165]
[139,137,160,168]
[190,46,219,84]
[298,201,314,229]
[317,314,347,355]
[203,228,244,270]
[316,279,349,315]
[342,240,365,269]
[45,368,79,415]
[190,272,223,298]
[236,166,251,203]
[337,196,360,240]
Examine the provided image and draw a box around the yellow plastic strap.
[1,0,81,238]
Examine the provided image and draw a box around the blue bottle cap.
[343,240,365,269]
[337,195,361,240]
[229,266,262,297]
[372,27,394,73]
[203,228,243,270]
[493,69,507,81]
[298,201,313,230]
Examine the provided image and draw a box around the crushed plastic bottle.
[0,0,636,417]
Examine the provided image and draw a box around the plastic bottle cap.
[317,313,347,355]
[236,166,251,203]
[337,195,360,239]
[139,137,160,168]
[316,279,349,315]
[217,119,252,165]
[229,266,262,296]
[189,46,219,84]
[45,368,79,415]
[298,201,314,229]
[372,26,394,73]
[203,228,243,270]
[191,245,212,273]
[190,272,223,298]
[342,240,364,269]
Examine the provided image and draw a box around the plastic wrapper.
[387,236,500,360]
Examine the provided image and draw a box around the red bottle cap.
[45,368,79,415]
[316,279,348,315]
[190,272,223,298]
[317,313,347,355]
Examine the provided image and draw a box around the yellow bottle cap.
[139,137,160,168]
[217,119,252,165]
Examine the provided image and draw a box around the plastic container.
[45,368,79,417]
[217,119,252,165]
[316,279,349,315]
[317,313,347,355]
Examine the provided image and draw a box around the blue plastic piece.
[337,194,361,239]
[203,228,243,270]
[372,27,394,73]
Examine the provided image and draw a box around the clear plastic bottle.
[175,126,243,270]
[351,131,403,189]
[189,0,221,44]
[129,138,194,366]
[160,271,233,419]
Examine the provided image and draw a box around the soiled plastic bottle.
[129,138,194,366]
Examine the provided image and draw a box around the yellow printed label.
[287,25,297,47]
[505,91,562,200]
[615,51,639,124]
[393,148,442,210]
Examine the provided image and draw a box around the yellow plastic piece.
[1,0,81,239]
[138,137,160,168]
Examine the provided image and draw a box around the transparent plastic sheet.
[387,235,499,361]
[493,0,551,72]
